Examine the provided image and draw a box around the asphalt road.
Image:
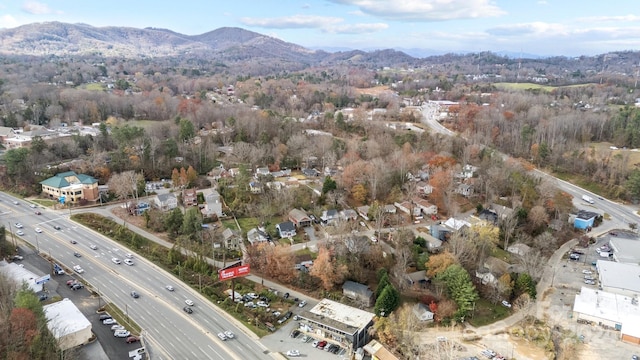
[0,194,274,360]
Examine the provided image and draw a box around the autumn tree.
[425,251,456,278]
[263,245,297,283]
[107,170,143,210]
[310,247,348,290]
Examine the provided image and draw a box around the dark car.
[130,291,139,298]
[283,292,290,299]
[71,283,84,290]
[53,225,62,230]
[183,306,193,314]
[290,329,300,338]
[73,252,82,258]
[38,294,48,301]
[99,314,112,321]
[126,336,140,343]
[35,211,42,215]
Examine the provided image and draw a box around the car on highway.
[30,204,36,208]
[35,211,42,215]
[166,285,174,291]
[16,230,24,236]
[125,253,133,259]
[103,318,117,325]
[185,299,194,306]
[224,331,235,339]
[69,239,77,244]
[114,330,130,338]
[286,350,300,357]
[89,244,97,250]
[73,265,84,274]
[126,336,140,343]
[35,227,42,233]
[501,300,512,308]
[14,223,23,228]
[124,259,134,266]
[217,332,227,341]
[183,306,193,314]
[73,252,81,258]
[299,300,307,308]
[111,258,121,264]
[130,291,140,298]
[13,201,18,205]
[53,225,62,230]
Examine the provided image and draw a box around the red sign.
[218,264,250,281]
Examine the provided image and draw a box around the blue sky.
[1,0,639,56]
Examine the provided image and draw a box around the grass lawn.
[33,199,57,207]
[294,247,317,259]
[490,247,512,263]
[82,83,105,91]
[468,298,511,327]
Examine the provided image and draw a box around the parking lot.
[542,230,640,359]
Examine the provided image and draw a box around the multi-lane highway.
[0,194,275,360]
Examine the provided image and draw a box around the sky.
[1,0,639,57]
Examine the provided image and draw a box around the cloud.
[241,15,343,29]
[21,1,56,15]
[577,14,640,23]
[486,22,567,36]
[328,0,506,21]
[0,14,21,28]
[323,23,388,34]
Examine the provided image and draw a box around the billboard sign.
[218,264,250,281]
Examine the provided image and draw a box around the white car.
[501,300,512,308]
[125,253,133,259]
[256,301,269,307]
[103,318,117,325]
[224,331,235,339]
[73,265,84,274]
[124,259,134,266]
[29,204,36,208]
[111,325,125,331]
[217,332,227,341]
[272,311,281,317]
[286,350,300,357]
[15,223,23,228]
[35,227,42,233]
[298,300,307,308]
[246,292,259,299]
[165,285,174,291]
[89,245,98,250]
[114,330,130,338]
[582,270,592,275]
[185,299,194,306]
[16,230,24,236]
[111,258,121,265]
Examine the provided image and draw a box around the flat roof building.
[597,260,640,297]
[0,260,43,293]
[298,299,375,353]
[609,238,640,264]
[43,298,92,350]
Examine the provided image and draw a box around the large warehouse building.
[0,260,43,293]
[43,298,92,350]
[596,260,640,297]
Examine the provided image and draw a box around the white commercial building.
[597,260,640,297]
[43,298,92,350]
[573,286,640,344]
[609,238,640,264]
[0,260,43,293]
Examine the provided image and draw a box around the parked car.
[312,340,320,348]
[12,255,23,260]
[244,302,256,308]
[501,300,512,308]
[290,329,301,338]
[103,318,117,325]
[183,306,193,314]
[126,336,140,343]
[256,301,269,307]
[99,314,112,321]
[582,270,592,275]
[272,311,281,317]
[246,292,259,299]
[286,350,301,357]
[71,283,84,290]
[114,330,130,338]
[317,341,328,350]
[299,300,307,308]
[111,325,125,331]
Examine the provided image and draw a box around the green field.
[82,83,106,91]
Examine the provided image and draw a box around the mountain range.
[0,22,419,67]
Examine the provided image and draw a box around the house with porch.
[182,188,198,207]
[289,208,312,227]
[276,221,296,238]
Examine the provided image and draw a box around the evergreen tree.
[374,284,400,317]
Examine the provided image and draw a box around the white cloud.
[323,22,388,34]
[0,14,21,28]
[486,22,568,36]
[241,15,343,29]
[328,0,506,21]
[21,1,55,15]
[577,14,640,23]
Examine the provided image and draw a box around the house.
[406,270,430,288]
[342,281,374,307]
[362,339,400,360]
[475,268,497,286]
[412,198,437,215]
[455,183,474,197]
[321,209,340,224]
[443,217,471,232]
[414,231,442,251]
[507,243,531,256]
[383,204,396,214]
[357,205,370,221]
[302,168,320,177]
[430,224,451,241]
[200,188,223,217]
[341,209,358,221]
[207,166,229,180]
[456,164,478,179]
[573,210,599,230]
[247,227,271,245]
[182,188,198,207]
[416,181,433,196]
[154,193,178,211]
[289,209,311,227]
[249,181,263,194]
[276,221,296,238]
[222,228,241,250]
[490,203,515,219]
[255,167,270,178]
[412,303,435,322]
[394,201,420,217]
[40,171,99,203]
[477,209,499,223]
[0,126,17,143]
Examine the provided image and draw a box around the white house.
[413,303,435,322]
[154,193,178,211]
[200,188,223,217]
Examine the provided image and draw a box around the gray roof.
[342,281,373,297]
[610,238,640,264]
[277,221,295,232]
[156,193,176,202]
[598,260,640,293]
